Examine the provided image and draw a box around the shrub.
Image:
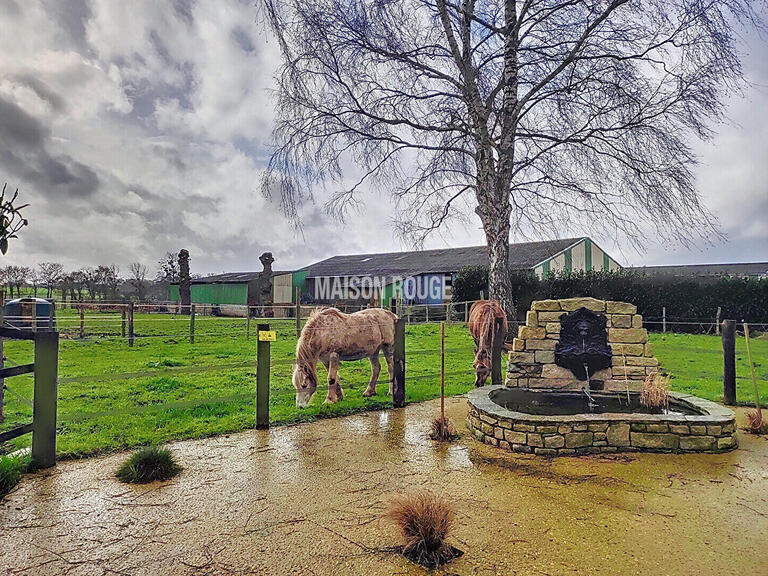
[428,416,458,441]
[387,491,459,567]
[452,266,768,328]
[116,445,182,484]
[0,454,28,500]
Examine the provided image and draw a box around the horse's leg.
[382,343,395,395]
[362,351,381,397]
[325,353,343,404]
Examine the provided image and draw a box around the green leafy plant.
[0,183,29,255]
[0,454,28,499]
[115,445,182,484]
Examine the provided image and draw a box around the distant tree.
[81,267,98,300]
[261,0,762,322]
[29,268,41,297]
[128,262,148,301]
[156,252,180,283]
[70,269,86,301]
[97,265,121,300]
[38,262,64,298]
[4,265,29,298]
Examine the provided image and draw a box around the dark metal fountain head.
[554,307,612,381]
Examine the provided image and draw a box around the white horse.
[292,307,398,407]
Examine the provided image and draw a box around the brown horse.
[468,300,508,386]
[292,307,398,407]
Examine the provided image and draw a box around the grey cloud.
[10,74,66,112]
[0,96,99,198]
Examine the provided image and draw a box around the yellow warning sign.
[258,330,276,341]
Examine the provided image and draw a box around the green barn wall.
[168,283,247,305]
[192,283,248,305]
[292,270,308,300]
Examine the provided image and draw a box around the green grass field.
[0,309,765,458]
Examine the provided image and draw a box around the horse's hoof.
[362,390,375,397]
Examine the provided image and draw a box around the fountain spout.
[581,386,599,412]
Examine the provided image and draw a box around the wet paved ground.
[2,397,767,576]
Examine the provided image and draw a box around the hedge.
[451,267,768,328]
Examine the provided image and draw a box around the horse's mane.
[296,307,346,366]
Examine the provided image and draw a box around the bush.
[0,454,28,500]
[451,267,768,329]
[387,491,460,567]
[116,445,182,484]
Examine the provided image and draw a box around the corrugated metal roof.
[627,262,768,278]
[302,238,584,278]
[184,271,293,285]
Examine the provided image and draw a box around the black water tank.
[4,297,56,330]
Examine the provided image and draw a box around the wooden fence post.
[295,288,301,337]
[47,301,55,331]
[128,302,134,347]
[722,319,736,405]
[256,323,271,428]
[189,304,196,344]
[425,304,429,323]
[121,304,127,338]
[392,318,406,407]
[465,301,469,322]
[715,307,721,335]
[662,307,667,333]
[0,290,4,422]
[79,302,85,339]
[246,307,251,340]
[32,330,58,468]
[492,316,505,385]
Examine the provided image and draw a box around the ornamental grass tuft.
[116,445,182,484]
[387,490,461,567]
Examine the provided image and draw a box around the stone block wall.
[507,297,658,391]
[467,403,738,456]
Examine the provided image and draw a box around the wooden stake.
[715,307,721,335]
[440,322,445,438]
[189,304,196,344]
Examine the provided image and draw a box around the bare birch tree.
[260,0,762,319]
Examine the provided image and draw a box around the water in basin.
[489,388,702,417]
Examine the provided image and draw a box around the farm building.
[627,262,768,278]
[300,237,621,305]
[168,270,299,311]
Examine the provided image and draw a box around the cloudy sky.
[0,0,766,277]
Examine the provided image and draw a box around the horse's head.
[473,348,491,387]
[292,362,318,408]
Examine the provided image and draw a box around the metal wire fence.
[0,299,765,457]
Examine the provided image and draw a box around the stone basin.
[467,385,737,456]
